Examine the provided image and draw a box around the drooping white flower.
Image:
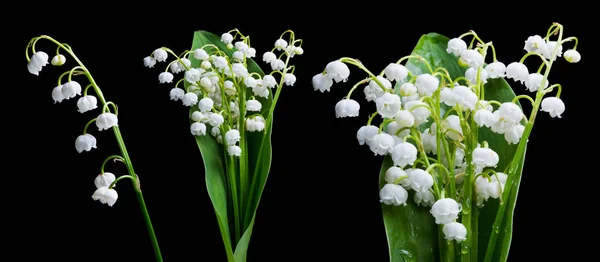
[210,125,220,137]
[446,38,467,56]
[452,85,478,110]
[379,184,409,206]
[564,49,581,63]
[234,41,249,53]
[263,52,276,64]
[524,35,546,54]
[75,134,97,153]
[541,97,565,118]
[143,56,156,68]
[465,67,489,85]
[443,222,467,242]
[270,59,285,71]
[415,74,440,96]
[542,41,563,61]
[246,99,262,112]
[252,85,269,98]
[213,56,228,70]
[92,187,118,207]
[485,62,506,79]
[404,100,431,126]
[51,85,64,103]
[198,97,214,113]
[474,109,499,128]
[169,87,185,101]
[61,81,82,99]
[421,128,437,154]
[335,99,360,118]
[200,61,211,70]
[94,172,116,188]
[190,122,207,136]
[439,87,455,106]
[274,39,288,50]
[246,116,266,132]
[385,166,407,184]
[51,54,66,66]
[247,48,256,58]
[194,49,209,60]
[76,95,98,113]
[228,145,242,156]
[312,73,333,92]
[293,46,304,55]
[231,63,248,78]
[399,82,419,104]
[225,129,241,146]
[384,63,408,82]
[443,115,463,141]
[159,72,174,83]
[408,168,433,192]
[376,93,402,119]
[364,77,389,102]
[505,62,529,84]
[430,198,461,224]
[262,75,277,88]
[391,142,418,167]
[393,110,414,129]
[487,173,508,199]
[182,92,199,107]
[27,51,49,75]
[414,190,435,207]
[525,73,549,92]
[460,49,484,68]
[208,113,225,127]
[232,51,244,62]
[221,33,234,44]
[191,111,204,122]
[325,61,350,83]
[369,133,395,156]
[472,147,499,171]
[284,74,296,86]
[153,48,168,62]
[96,113,118,131]
[498,102,524,124]
[357,125,379,146]
[184,68,201,84]
[504,124,525,145]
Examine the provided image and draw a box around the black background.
[6,4,593,262]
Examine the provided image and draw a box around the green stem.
[100,155,124,174]
[38,35,163,262]
[228,153,241,243]
[483,24,563,262]
[238,86,249,228]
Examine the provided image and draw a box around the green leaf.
[382,33,524,261]
[188,30,272,262]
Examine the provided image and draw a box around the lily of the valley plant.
[313,22,578,261]
[144,29,303,261]
[25,37,163,261]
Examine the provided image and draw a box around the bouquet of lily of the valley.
[143,29,303,261]
[312,22,579,261]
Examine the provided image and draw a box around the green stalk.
[483,24,563,262]
[238,87,249,226]
[38,36,162,261]
[227,154,241,243]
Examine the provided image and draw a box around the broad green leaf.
[188,30,271,262]
[382,33,524,261]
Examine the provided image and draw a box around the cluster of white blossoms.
[313,24,578,243]
[144,29,302,157]
[26,37,128,207]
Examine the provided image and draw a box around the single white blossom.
[246,116,266,132]
[263,52,276,64]
[391,142,418,167]
[504,124,525,145]
[96,113,118,131]
[505,62,529,84]
[153,48,168,62]
[369,133,395,156]
[76,95,98,113]
[379,184,409,206]
[194,49,209,60]
[541,97,565,118]
[182,92,199,107]
[213,56,228,70]
[335,99,360,118]
[452,85,478,110]
[198,97,214,112]
[191,111,204,122]
[75,134,97,153]
[94,172,116,189]
[443,222,467,242]
[415,190,435,207]
[234,41,249,53]
[169,87,185,101]
[474,109,499,127]
[384,63,409,82]
[92,187,118,207]
[465,67,489,85]
[274,39,288,50]
[421,129,437,154]
[246,99,262,112]
[430,198,461,224]
[228,145,242,156]
[225,129,241,146]
[312,73,333,92]
[52,85,64,103]
[415,74,440,96]
[542,41,563,61]
[159,72,174,83]
[27,51,49,75]
[221,33,234,44]
[364,77,389,102]
[284,74,296,86]
[357,125,379,146]
[408,168,433,192]
[472,147,499,170]
[270,59,285,71]
[525,73,549,92]
[208,113,225,127]
[460,49,484,68]
[61,81,82,99]
[446,38,467,56]
[143,56,156,68]
[325,61,350,83]
[385,166,407,184]
[524,35,546,54]
[190,122,207,136]
[404,100,431,126]
[485,62,506,79]
[200,61,211,70]
[376,93,402,119]
[263,75,278,88]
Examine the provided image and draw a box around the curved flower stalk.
[144,29,303,261]
[313,22,578,261]
[25,36,163,261]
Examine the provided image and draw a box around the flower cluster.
[25,36,138,207]
[313,23,578,243]
[144,29,302,156]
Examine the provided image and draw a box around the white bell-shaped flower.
[369,133,395,156]
[246,116,266,132]
[564,49,581,63]
[443,115,463,140]
[182,92,199,107]
[94,172,116,188]
[421,129,437,155]
[228,145,242,156]
[391,142,418,167]
[270,59,285,71]
[325,60,350,83]
[542,41,563,61]
[474,109,499,128]
[213,56,228,70]
[208,113,225,127]
[497,102,524,124]
[197,97,214,113]
[96,113,118,131]
[485,62,506,79]
[446,38,467,56]
[465,67,489,85]
[505,62,529,84]
[143,56,156,68]
[404,101,431,126]
[430,198,462,224]
[376,93,402,119]
[169,87,185,101]
[263,52,276,64]
[225,129,241,146]
[61,81,82,99]
[77,95,98,113]
[263,75,277,88]
[384,63,408,82]
[385,166,406,184]
[335,99,360,118]
[525,73,549,92]
[440,87,455,106]
[408,168,434,192]
[394,110,415,128]
[356,125,379,146]
[472,147,499,170]
[541,97,565,118]
[246,99,262,112]
[415,74,440,96]
[194,49,209,60]
[452,85,477,111]
[221,33,233,44]
[284,74,296,86]
[153,48,168,62]
[504,124,525,145]
[52,85,65,103]
[523,35,546,54]
[190,122,207,136]
[274,39,288,50]
[379,184,409,206]
[185,68,202,83]
[414,190,435,207]
[75,134,97,153]
[159,72,174,83]
[92,187,118,207]
[28,51,49,75]
[191,111,205,122]
[460,49,484,68]
[364,77,389,102]
[443,222,467,242]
